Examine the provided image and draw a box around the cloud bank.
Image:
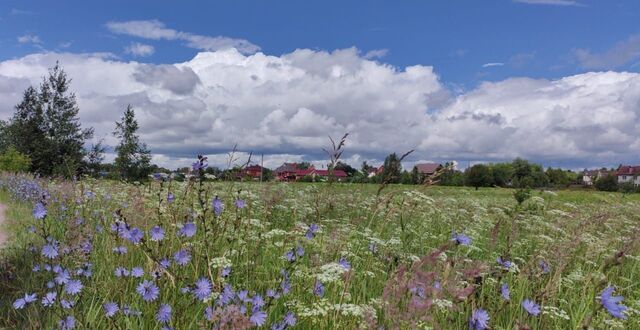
[0,48,639,169]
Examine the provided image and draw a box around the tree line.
[0,63,152,181]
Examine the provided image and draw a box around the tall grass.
[0,173,638,329]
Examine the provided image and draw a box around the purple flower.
[339,256,351,270]
[58,316,76,330]
[305,223,319,239]
[522,299,541,316]
[64,279,83,295]
[167,193,175,203]
[193,277,212,301]
[137,280,160,302]
[205,306,214,321]
[497,256,511,269]
[41,240,59,259]
[500,283,510,301]
[221,266,231,277]
[284,250,296,262]
[150,226,165,241]
[126,227,144,244]
[452,231,472,246]
[33,202,47,219]
[103,302,119,317]
[13,293,37,309]
[212,197,224,216]
[313,280,325,297]
[219,285,235,305]
[283,311,297,326]
[157,303,172,323]
[159,258,171,269]
[296,245,305,257]
[250,310,267,326]
[114,267,129,277]
[469,308,490,330]
[122,304,142,316]
[600,286,627,319]
[60,299,74,309]
[179,222,197,238]
[113,246,128,254]
[131,267,144,278]
[253,294,265,307]
[173,249,191,266]
[234,199,246,209]
[41,291,56,307]
[539,260,551,274]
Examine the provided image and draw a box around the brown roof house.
[616,165,640,185]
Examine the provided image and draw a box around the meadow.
[0,169,638,329]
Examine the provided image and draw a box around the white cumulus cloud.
[125,42,155,57]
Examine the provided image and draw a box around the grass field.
[0,173,638,329]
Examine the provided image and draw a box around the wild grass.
[0,174,639,329]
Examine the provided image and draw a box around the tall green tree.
[4,64,93,176]
[465,164,493,190]
[113,105,152,181]
[85,139,106,177]
[381,153,402,183]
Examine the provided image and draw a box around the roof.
[245,165,264,171]
[616,165,640,176]
[275,163,298,173]
[414,163,442,174]
[295,169,348,177]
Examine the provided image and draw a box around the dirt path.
[0,203,6,247]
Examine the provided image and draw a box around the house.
[366,166,384,178]
[237,165,265,180]
[275,163,348,181]
[615,165,640,185]
[414,163,443,176]
[582,169,608,186]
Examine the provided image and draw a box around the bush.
[513,188,531,205]
[594,175,619,192]
[0,146,31,172]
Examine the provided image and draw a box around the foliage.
[113,105,152,181]
[465,164,493,190]
[84,140,106,177]
[513,188,531,205]
[0,147,31,172]
[595,175,619,192]
[381,153,402,184]
[3,63,93,177]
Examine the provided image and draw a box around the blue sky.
[3,0,639,88]
[1,1,640,170]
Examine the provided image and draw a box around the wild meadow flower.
[234,199,246,209]
[296,245,305,257]
[219,284,235,305]
[13,293,37,309]
[469,308,490,330]
[194,277,212,301]
[221,266,232,277]
[250,310,267,326]
[150,226,165,241]
[114,267,130,277]
[137,280,160,302]
[131,267,144,278]
[61,299,74,309]
[103,302,119,317]
[41,240,60,259]
[284,250,296,262]
[305,223,319,239]
[159,258,171,269]
[127,227,144,244]
[41,292,57,307]
[522,299,541,316]
[33,202,47,219]
[339,256,351,270]
[253,294,265,307]
[173,249,191,266]
[539,260,551,274]
[452,231,472,246]
[284,312,297,326]
[179,222,197,238]
[212,197,224,216]
[500,283,510,301]
[113,246,128,254]
[497,256,511,269]
[314,280,325,297]
[167,193,175,203]
[122,304,142,316]
[157,304,172,323]
[58,315,76,330]
[600,286,628,319]
[64,279,83,295]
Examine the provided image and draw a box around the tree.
[334,161,357,177]
[381,153,402,184]
[113,105,152,181]
[594,175,618,192]
[491,163,514,187]
[465,164,493,190]
[0,146,31,172]
[411,166,421,184]
[4,64,93,177]
[360,161,373,175]
[85,139,106,177]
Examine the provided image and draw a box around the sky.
[1,0,640,170]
